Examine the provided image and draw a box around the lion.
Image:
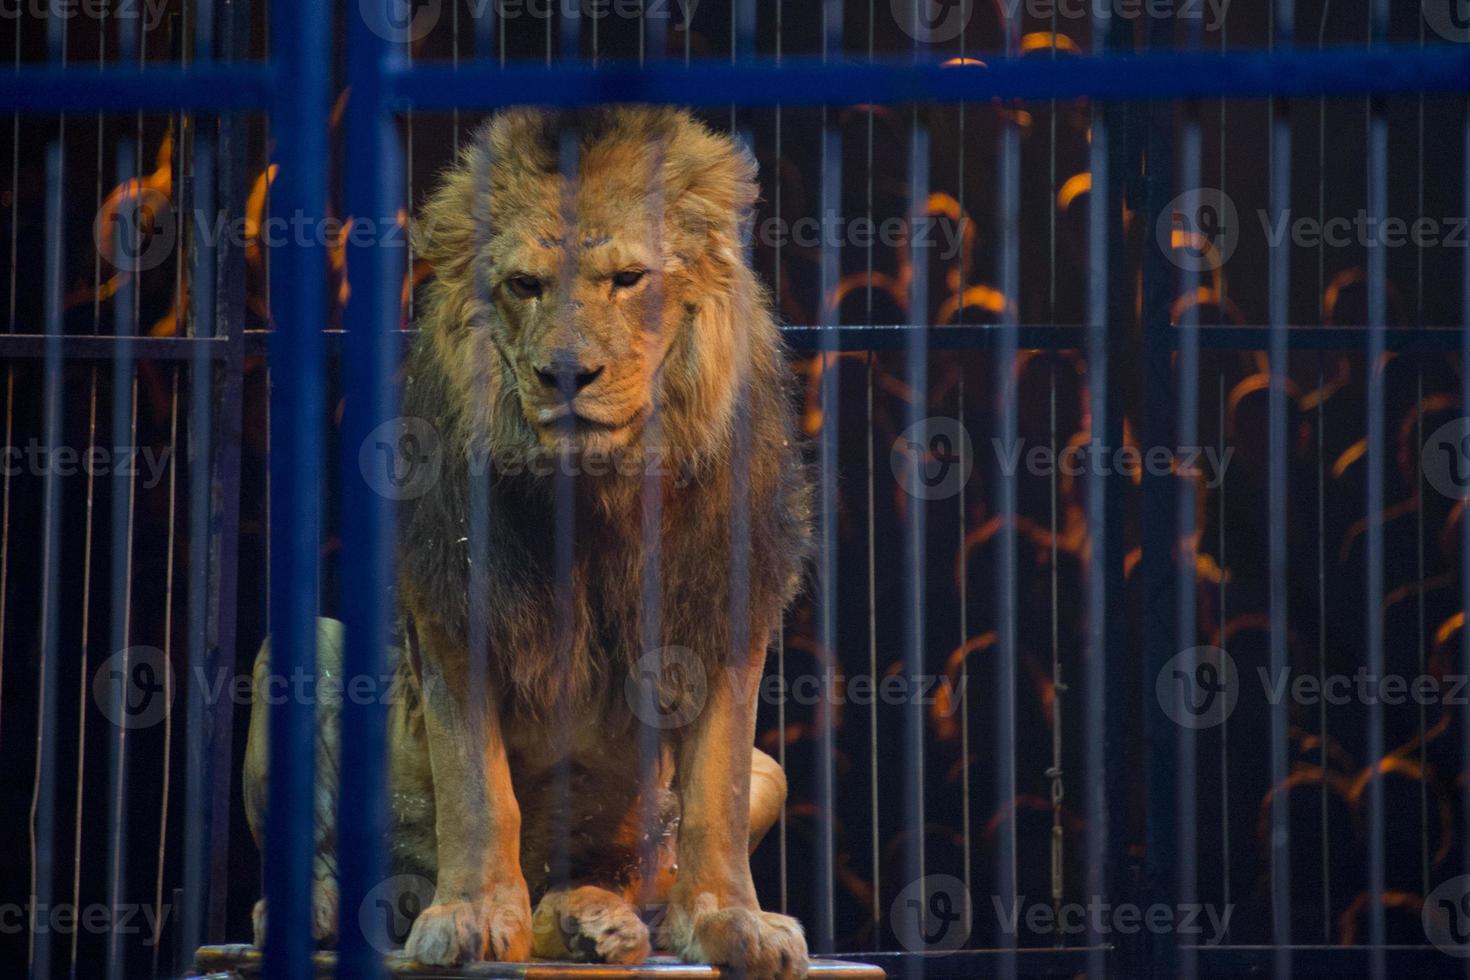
[244,107,813,978]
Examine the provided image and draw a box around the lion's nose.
[534,353,605,397]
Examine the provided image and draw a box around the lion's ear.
[413,161,481,281]
[662,118,758,245]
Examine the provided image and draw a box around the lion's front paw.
[666,895,808,980]
[404,885,532,965]
[533,886,651,964]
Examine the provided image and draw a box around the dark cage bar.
[3,0,1470,978]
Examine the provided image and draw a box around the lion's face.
[418,108,761,463]
[486,190,675,453]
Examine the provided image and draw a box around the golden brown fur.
[246,107,812,977]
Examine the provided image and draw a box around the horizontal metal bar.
[1188,945,1458,976]
[0,65,276,112]
[3,46,1464,114]
[388,46,1470,110]
[1,324,1459,360]
[0,334,229,359]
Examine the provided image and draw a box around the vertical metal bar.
[70,9,109,975]
[183,0,220,960]
[1267,1,1293,976]
[900,104,929,980]
[814,0,841,954]
[1364,0,1388,975]
[1140,3,1178,977]
[1085,85,1110,978]
[29,70,66,980]
[994,7,1020,978]
[262,0,330,971]
[1460,75,1470,980]
[206,0,251,942]
[105,10,141,978]
[336,2,404,977]
[1176,94,1202,980]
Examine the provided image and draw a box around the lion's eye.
[506,275,543,300]
[611,269,646,290]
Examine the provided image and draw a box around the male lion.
[244,107,813,977]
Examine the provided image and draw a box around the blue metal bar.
[335,3,405,978]
[814,0,842,951]
[5,44,1467,116]
[1084,58,1111,980]
[386,46,1470,110]
[1365,3,1389,977]
[990,8,1020,980]
[0,65,276,111]
[30,136,65,980]
[1267,4,1293,978]
[182,0,221,959]
[262,0,330,974]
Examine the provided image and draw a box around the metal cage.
[4,0,1470,977]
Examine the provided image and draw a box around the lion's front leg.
[664,649,809,980]
[404,623,532,966]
